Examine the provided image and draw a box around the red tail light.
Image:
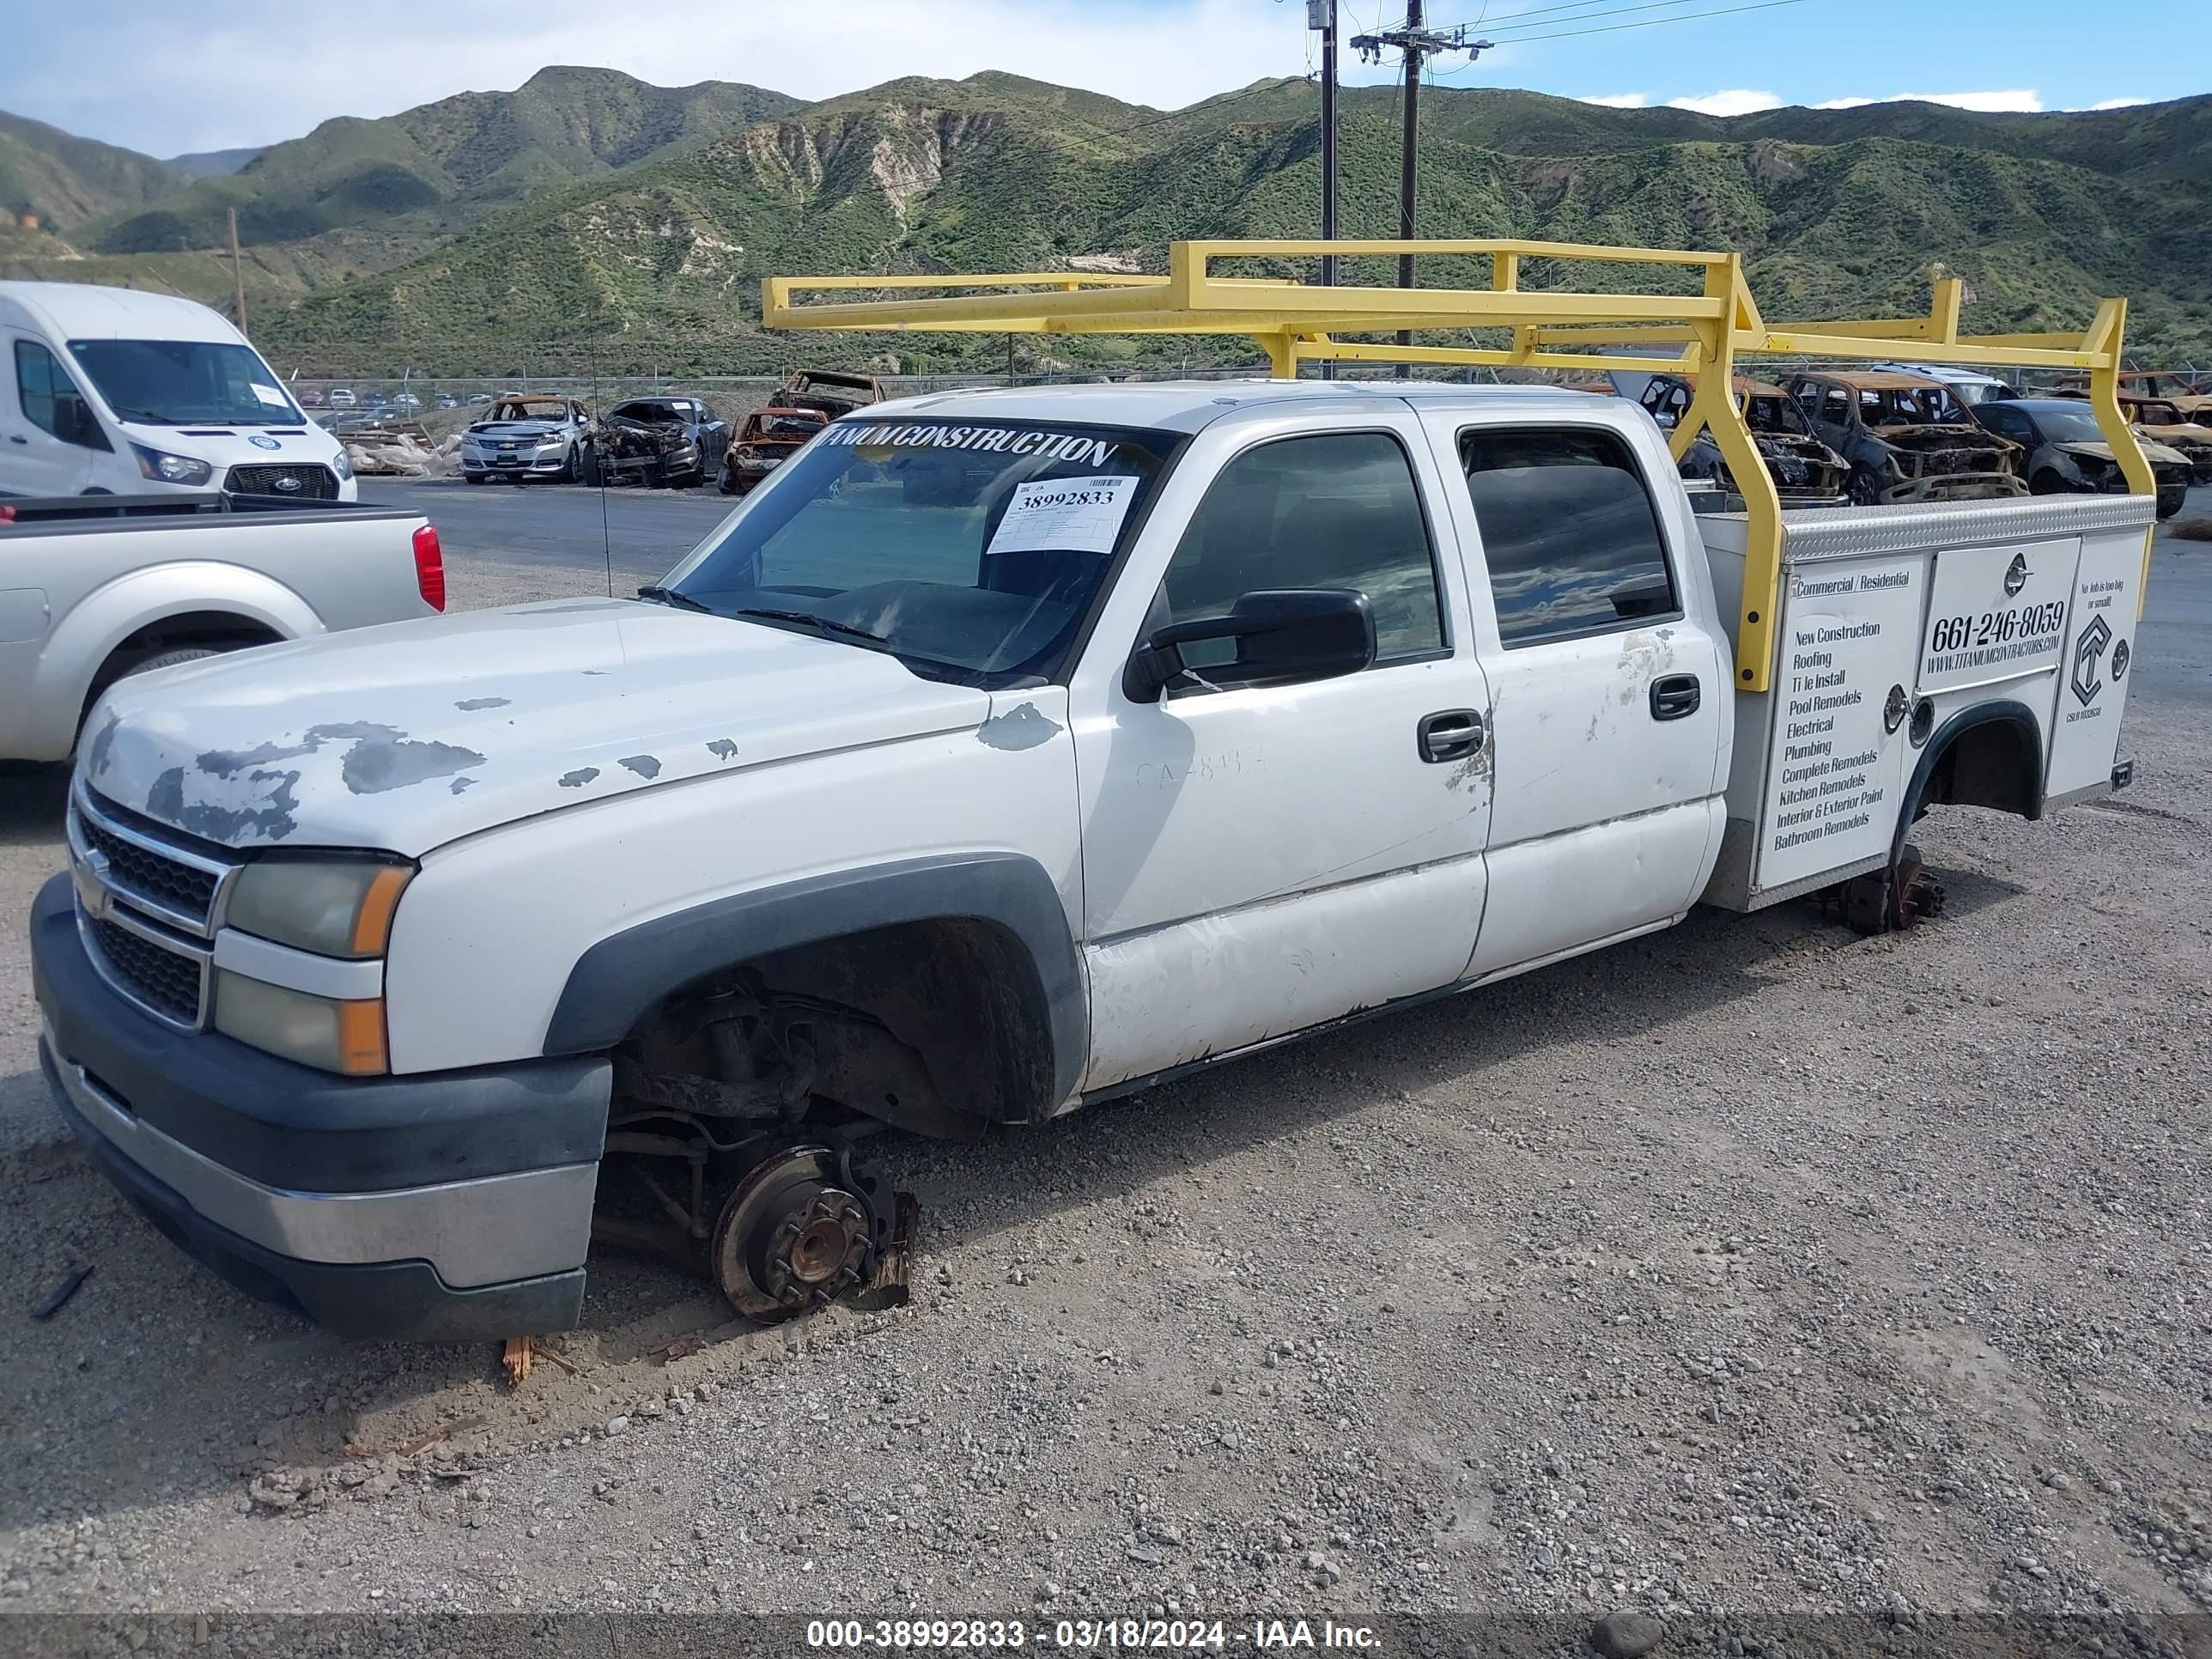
[412,523,446,611]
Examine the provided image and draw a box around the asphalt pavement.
[357,477,737,586]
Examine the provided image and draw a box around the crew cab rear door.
[1421,409,1729,978]
[1069,403,1492,1091]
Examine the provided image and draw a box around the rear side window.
[1459,428,1679,647]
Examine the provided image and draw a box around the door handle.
[7,434,26,445]
[1650,673,1701,721]
[1418,708,1484,763]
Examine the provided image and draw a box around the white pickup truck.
[29,381,2150,1340]
[1,491,446,763]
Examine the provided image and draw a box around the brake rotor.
[708,1146,880,1322]
[1888,842,1948,930]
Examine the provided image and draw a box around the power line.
[1473,0,1725,39]
[1443,0,1702,31]
[1469,0,1803,45]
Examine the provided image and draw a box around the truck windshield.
[659,418,1177,684]
[67,339,302,427]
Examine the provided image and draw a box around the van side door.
[1424,414,1730,978]
[1070,409,1492,1091]
[3,337,100,497]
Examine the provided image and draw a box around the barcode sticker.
[985,475,1139,556]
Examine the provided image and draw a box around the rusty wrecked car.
[775,369,884,419]
[1784,370,2026,506]
[1638,372,1848,502]
[719,405,829,495]
[2052,369,2212,428]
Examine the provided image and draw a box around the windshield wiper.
[108,407,185,425]
[635,585,716,614]
[731,606,890,646]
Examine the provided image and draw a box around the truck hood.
[82,598,993,858]
[465,421,569,439]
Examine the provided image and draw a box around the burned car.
[719,405,829,495]
[775,369,884,419]
[584,410,704,489]
[459,395,592,484]
[1639,372,1848,502]
[2052,370,2212,428]
[1784,371,2025,505]
[1972,398,2191,519]
[595,397,727,489]
[2049,389,2212,484]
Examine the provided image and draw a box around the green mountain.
[0,110,185,228]
[252,76,2212,373]
[167,148,264,179]
[91,66,804,254]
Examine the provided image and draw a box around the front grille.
[225,463,338,500]
[86,915,204,1026]
[74,808,218,927]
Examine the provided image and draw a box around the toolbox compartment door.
[1752,555,1926,895]
[2044,524,2147,802]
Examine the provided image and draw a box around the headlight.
[331,447,353,481]
[129,443,214,486]
[214,971,386,1075]
[226,858,411,958]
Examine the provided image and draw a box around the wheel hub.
[709,1146,882,1322]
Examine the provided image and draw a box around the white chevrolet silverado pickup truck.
[30,380,2150,1340]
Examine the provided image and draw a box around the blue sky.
[0,0,2203,156]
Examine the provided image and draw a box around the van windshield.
[657,418,1178,686]
[66,339,302,427]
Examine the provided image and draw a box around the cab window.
[1459,428,1679,647]
[1153,432,1446,668]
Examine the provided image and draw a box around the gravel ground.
[0,501,2206,1638]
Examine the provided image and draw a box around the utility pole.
[1352,9,1491,374]
[1310,0,1340,380]
[1309,0,1339,288]
[227,207,247,332]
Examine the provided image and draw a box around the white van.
[0,282,356,502]
[1868,360,2017,406]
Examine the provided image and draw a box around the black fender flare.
[542,853,1086,1112]
[1892,697,2045,864]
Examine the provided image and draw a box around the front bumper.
[461,447,568,475]
[30,873,611,1341]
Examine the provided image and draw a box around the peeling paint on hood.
[83,598,993,856]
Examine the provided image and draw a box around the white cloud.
[1575,93,1652,109]
[1665,89,1784,117]
[1813,89,2045,113]
[2087,96,2149,110]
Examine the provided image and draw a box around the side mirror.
[1124,587,1376,703]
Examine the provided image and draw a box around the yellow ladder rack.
[763,240,2156,693]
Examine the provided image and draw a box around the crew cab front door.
[1070,410,1492,1091]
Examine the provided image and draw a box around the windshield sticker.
[249,382,289,407]
[985,475,1140,557]
[819,422,1125,469]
